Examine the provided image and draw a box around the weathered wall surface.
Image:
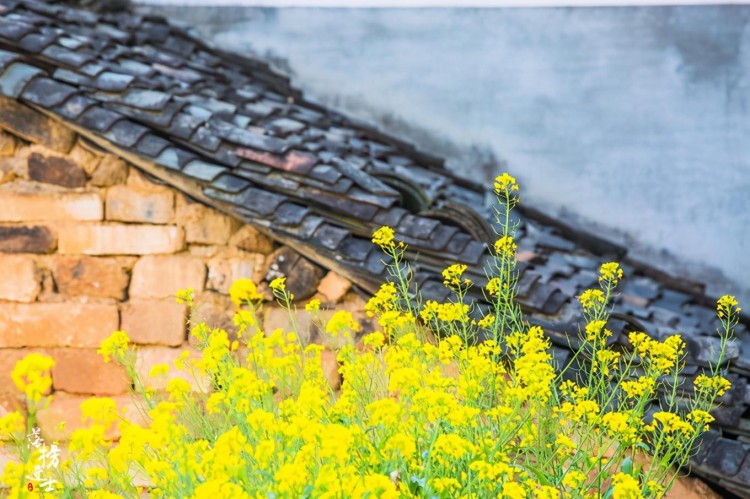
[0,122,354,442]
[141,4,750,305]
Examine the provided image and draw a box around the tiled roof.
[0,0,749,493]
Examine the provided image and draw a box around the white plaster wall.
[142,4,750,305]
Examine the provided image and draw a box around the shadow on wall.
[140,4,750,305]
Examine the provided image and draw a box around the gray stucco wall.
[142,4,750,304]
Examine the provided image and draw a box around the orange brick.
[317,271,352,303]
[121,299,186,346]
[135,345,210,392]
[0,392,23,416]
[90,155,128,187]
[106,185,174,224]
[177,197,241,245]
[36,392,145,442]
[50,348,129,395]
[0,188,102,222]
[58,223,184,255]
[129,255,206,299]
[229,225,275,254]
[206,252,265,294]
[0,255,39,302]
[0,302,119,348]
[68,140,103,174]
[52,256,130,300]
[0,130,17,157]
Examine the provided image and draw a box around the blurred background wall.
[141,3,750,305]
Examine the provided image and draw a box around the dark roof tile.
[56,93,96,119]
[103,119,149,148]
[211,173,251,193]
[42,44,93,67]
[181,159,226,182]
[271,202,311,227]
[0,62,44,98]
[52,67,93,86]
[121,88,171,111]
[0,17,34,41]
[110,58,153,77]
[398,214,440,240]
[301,187,379,221]
[135,133,171,158]
[312,223,349,250]
[167,112,205,140]
[236,187,287,216]
[95,71,134,92]
[18,30,59,54]
[189,126,222,152]
[337,236,373,262]
[162,35,196,56]
[208,118,287,153]
[22,76,77,107]
[77,105,123,132]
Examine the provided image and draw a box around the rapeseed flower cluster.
[11,353,55,403]
[1,172,737,499]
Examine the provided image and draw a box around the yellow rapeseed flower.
[362,331,386,349]
[12,353,55,403]
[97,330,130,363]
[717,294,741,318]
[621,376,655,399]
[555,433,577,458]
[494,172,520,194]
[486,277,503,296]
[80,397,119,427]
[88,491,122,499]
[602,411,638,444]
[228,278,263,307]
[148,363,170,377]
[442,263,469,290]
[366,282,399,317]
[305,298,321,311]
[694,374,732,397]
[599,262,624,286]
[372,225,396,250]
[174,287,194,307]
[433,433,476,465]
[431,477,461,494]
[494,236,517,258]
[325,310,360,337]
[585,320,609,343]
[436,302,470,323]
[611,472,643,499]
[477,313,495,329]
[0,411,25,436]
[269,276,287,292]
[501,481,527,499]
[579,289,605,310]
[651,411,693,436]
[562,470,586,489]
[686,409,715,431]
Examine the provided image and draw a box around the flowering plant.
[0,173,739,498]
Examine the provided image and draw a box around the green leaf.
[524,464,552,486]
[621,456,634,475]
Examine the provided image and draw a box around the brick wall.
[0,129,362,441]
